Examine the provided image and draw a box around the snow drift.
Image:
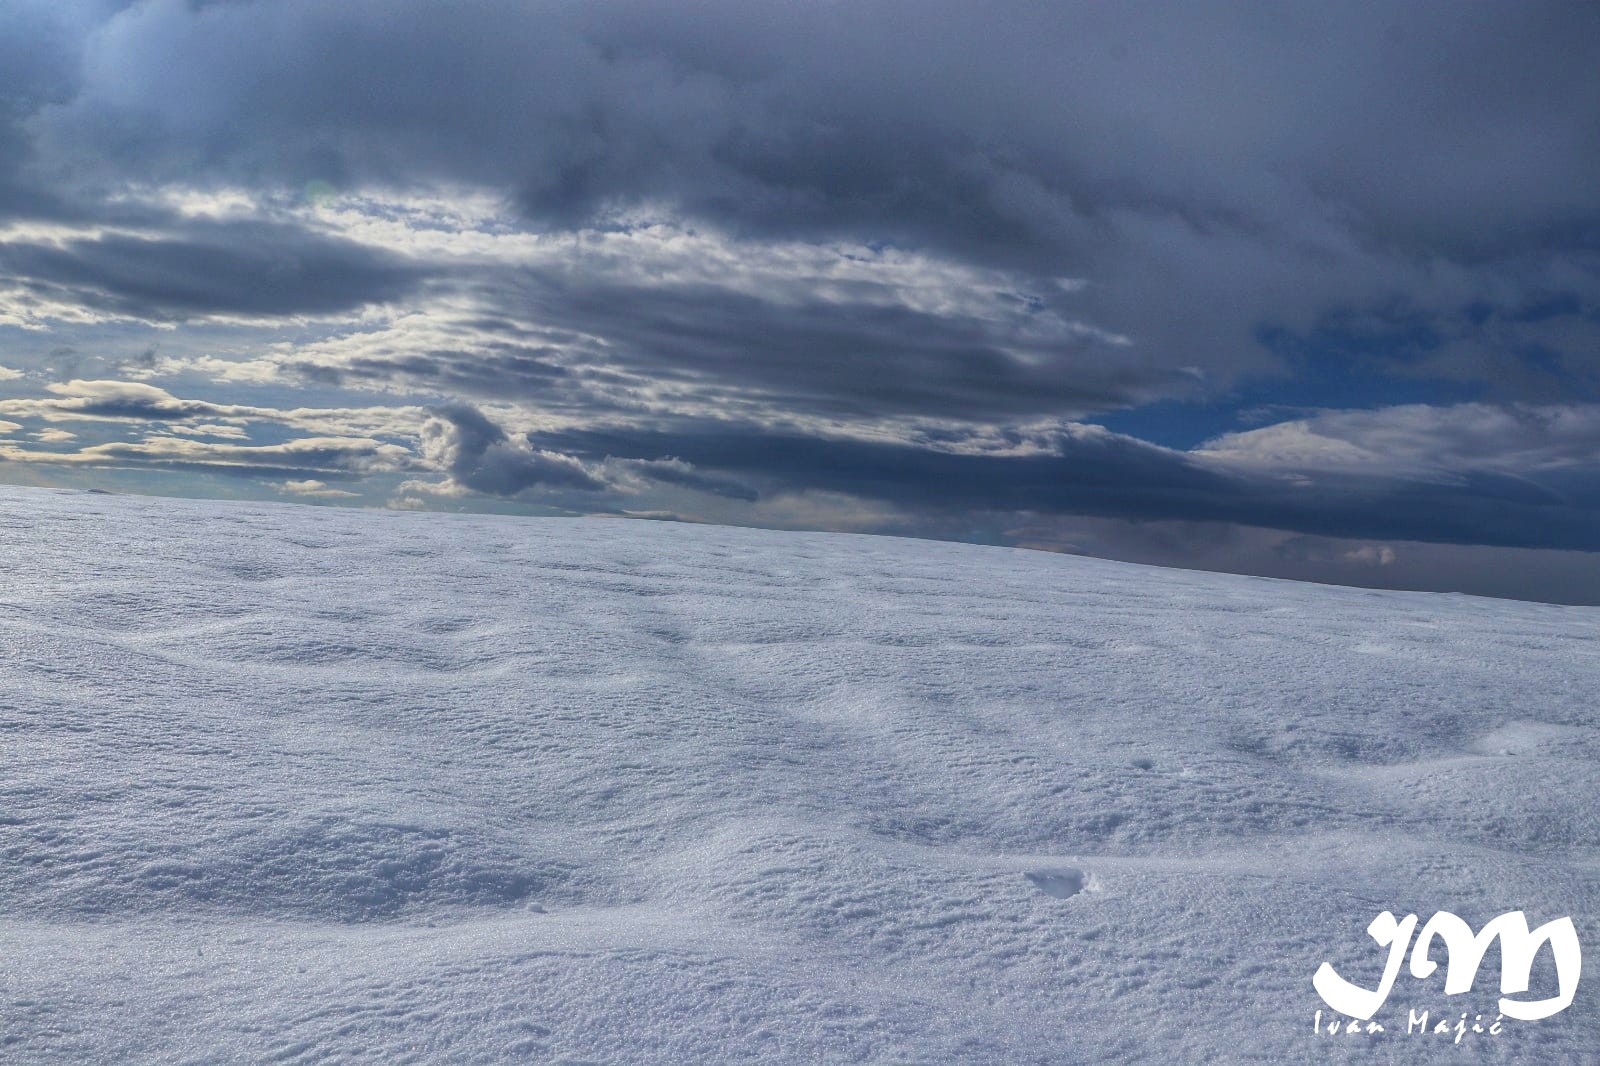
[0,485,1595,1062]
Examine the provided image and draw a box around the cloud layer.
[0,1,1596,601]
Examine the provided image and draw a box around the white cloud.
[163,422,250,440]
[275,478,360,498]
[0,434,414,475]
[1343,545,1396,567]
[1196,403,1600,477]
[0,379,427,438]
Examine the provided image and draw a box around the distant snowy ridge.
[0,485,1595,1063]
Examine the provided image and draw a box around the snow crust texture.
[0,486,1596,1063]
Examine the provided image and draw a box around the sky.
[1,1,1598,603]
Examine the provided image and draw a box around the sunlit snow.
[1,485,1595,1062]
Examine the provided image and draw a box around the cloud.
[534,409,1600,553]
[276,478,360,498]
[0,219,425,322]
[0,379,250,422]
[1350,545,1396,567]
[42,3,1598,253]
[1199,404,1600,478]
[414,403,610,496]
[5,3,1597,416]
[16,0,1596,396]
[607,457,759,502]
[0,379,428,437]
[4,374,1598,558]
[505,266,1172,421]
[163,422,250,440]
[0,433,413,480]
[162,217,1168,424]
[0,3,1595,600]
[407,404,760,503]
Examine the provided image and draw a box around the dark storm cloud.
[14,0,1600,392]
[418,403,609,496]
[0,221,425,320]
[0,2,175,226]
[27,0,1600,389]
[3,1,1599,597]
[533,418,1600,553]
[512,274,1184,421]
[284,345,577,401]
[269,257,1178,423]
[0,4,78,222]
[613,457,759,502]
[42,2,1600,255]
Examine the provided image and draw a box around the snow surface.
[0,484,1596,1063]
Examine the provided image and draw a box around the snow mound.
[0,486,1595,1062]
